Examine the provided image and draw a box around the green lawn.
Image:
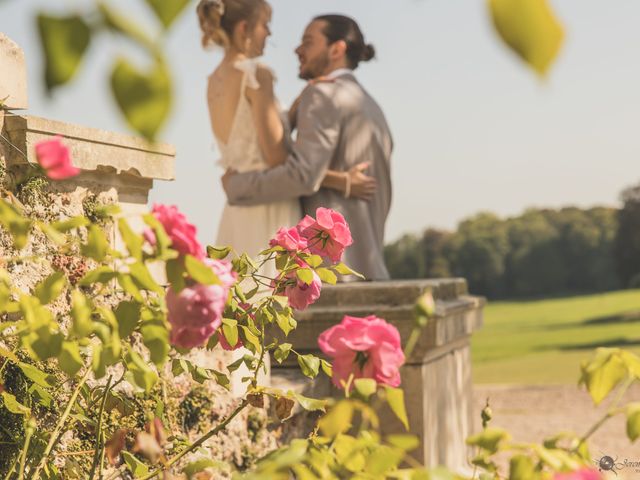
[471,290,640,384]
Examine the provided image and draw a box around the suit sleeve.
[223,85,340,206]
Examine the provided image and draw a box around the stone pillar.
[270,279,484,472]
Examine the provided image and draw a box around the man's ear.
[329,40,348,62]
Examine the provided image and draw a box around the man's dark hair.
[313,14,375,69]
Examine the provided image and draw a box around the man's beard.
[299,53,330,80]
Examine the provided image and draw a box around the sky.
[1,0,640,244]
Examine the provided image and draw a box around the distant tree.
[420,229,453,278]
[384,234,423,279]
[615,184,640,287]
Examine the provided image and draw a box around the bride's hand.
[348,162,377,201]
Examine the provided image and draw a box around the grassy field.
[471,289,640,384]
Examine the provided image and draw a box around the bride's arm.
[321,163,378,201]
[246,66,287,168]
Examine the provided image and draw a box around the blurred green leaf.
[70,289,93,337]
[296,268,314,285]
[110,56,171,141]
[129,262,162,293]
[118,217,143,260]
[318,400,353,437]
[52,216,90,232]
[466,427,511,454]
[78,266,117,286]
[316,268,337,285]
[333,262,364,279]
[115,301,141,338]
[354,378,377,400]
[488,0,564,76]
[122,451,149,476]
[509,454,536,480]
[18,362,56,388]
[125,350,158,392]
[34,271,66,305]
[580,348,629,405]
[58,341,83,377]
[384,386,409,431]
[97,0,156,52]
[37,13,91,91]
[274,343,292,364]
[207,245,231,260]
[81,224,109,261]
[185,255,220,285]
[627,403,640,443]
[145,0,190,29]
[386,434,420,451]
[141,323,169,366]
[166,257,186,292]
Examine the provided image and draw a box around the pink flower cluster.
[167,258,236,349]
[146,204,205,259]
[269,208,352,311]
[318,315,405,389]
[35,137,80,180]
[554,469,601,480]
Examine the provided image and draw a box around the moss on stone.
[179,387,214,433]
[15,175,48,207]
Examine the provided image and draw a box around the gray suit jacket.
[224,73,393,281]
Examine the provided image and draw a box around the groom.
[222,14,393,281]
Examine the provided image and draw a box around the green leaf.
[125,350,158,392]
[354,378,377,400]
[320,359,333,378]
[115,301,141,338]
[78,266,117,286]
[488,0,564,76]
[110,56,171,141]
[141,323,169,366]
[117,273,144,302]
[81,224,109,261]
[306,255,323,268]
[274,343,292,364]
[275,311,295,336]
[297,354,320,379]
[292,392,327,412]
[37,221,66,246]
[0,346,19,364]
[122,451,149,476]
[626,403,640,443]
[296,268,314,285]
[333,262,365,279]
[166,258,186,293]
[58,341,83,377]
[384,386,409,431]
[1,391,30,415]
[318,400,353,437]
[18,362,56,388]
[52,216,90,232]
[316,268,337,285]
[183,458,226,478]
[34,271,67,305]
[466,427,511,454]
[240,326,261,354]
[185,255,220,285]
[144,0,191,29]
[0,200,32,250]
[118,218,144,260]
[579,348,629,405]
[37,13,91,91]
[509,454,536,480]
[207,245,231,260]
[29,384,54,408]
[70,289,93,337]
[97,1,156,52]
[129,262,162,293]
[386,434,420,451]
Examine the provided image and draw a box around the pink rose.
[150,204,204,259]
[318,315,405,389]
[554,469,601,480]
[297,208,353,262]
[204,258,237,289]
[283,267,322,311]
[269,227,308,252]
[167,282,229,349]
[35,137,80,180]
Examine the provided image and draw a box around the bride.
[197,0,375,275]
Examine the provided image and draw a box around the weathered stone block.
[0,33,28,110]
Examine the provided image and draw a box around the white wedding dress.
[213,59,302,276]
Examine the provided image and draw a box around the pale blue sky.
[2,1,639,243]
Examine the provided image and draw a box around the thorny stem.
[89,375,113,480]
[137,399,249,480]
[31,368,91,479]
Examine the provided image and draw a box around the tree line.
[384,184,640,298]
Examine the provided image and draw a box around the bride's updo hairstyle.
[197,0,268,49]
[313,14,375,69]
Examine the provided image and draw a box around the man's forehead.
[303,20,326,38]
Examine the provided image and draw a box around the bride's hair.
[197,0,268,49]
[313,14,375,69]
